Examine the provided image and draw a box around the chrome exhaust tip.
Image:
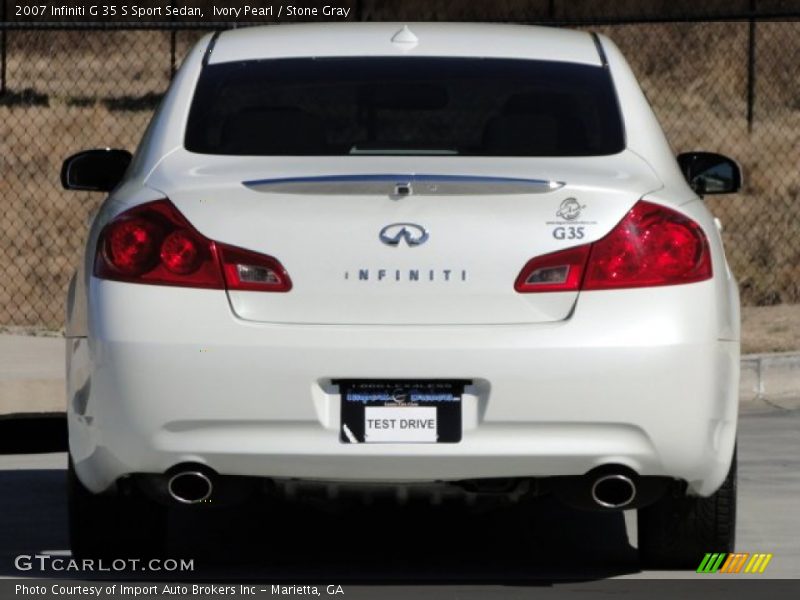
[591,474,637,508]
[167,470,213,504]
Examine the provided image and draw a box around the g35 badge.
[553,225,585,240]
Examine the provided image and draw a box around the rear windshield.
[185,57,625,157]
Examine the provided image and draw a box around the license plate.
[338,380,466,444]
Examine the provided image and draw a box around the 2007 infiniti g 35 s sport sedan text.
[61,23,742,568]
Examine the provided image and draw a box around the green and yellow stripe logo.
[696,552,773,574]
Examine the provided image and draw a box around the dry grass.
[742,304,800,354]
[1,22,799,329]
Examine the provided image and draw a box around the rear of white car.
[63,23,741,568]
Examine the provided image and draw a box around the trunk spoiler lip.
[243,173,565,196]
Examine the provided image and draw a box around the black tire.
[68,457,168,559]
[637,447,737,569]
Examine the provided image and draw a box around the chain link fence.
[1,2,799,330]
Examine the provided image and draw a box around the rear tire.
[68,457,168,559]
[637,448,736,569]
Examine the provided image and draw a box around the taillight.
[160,230,202,275]
[218,245,292,292]
[104,218,162,276]
[583,200,712,289]
[515,245,590,293]
[515,200,712,293]
[95,199,291,292]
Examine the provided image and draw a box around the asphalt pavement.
[0,402,797,589]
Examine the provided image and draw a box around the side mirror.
[677,151,742,195]
[61,149,132,192]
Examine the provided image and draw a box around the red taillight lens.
[95,200,291,292]
[583,201,712,290]
[96,200,224,288]
[160,230,203,275]
[103,218,163,276]
[515,200,712,293]
[515,245,590,293]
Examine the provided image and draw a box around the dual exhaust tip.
[160,465,256,506]
[590,473,637,509]
[552,468,641,511]
[163,465,638,509]
[167,469,213,504]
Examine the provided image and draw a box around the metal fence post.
[747,0,757,132]
[169,0,177,78]
[1,0,7,95]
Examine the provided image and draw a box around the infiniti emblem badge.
[379,223,429,247]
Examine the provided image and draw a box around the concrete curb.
[0,334,798,415]
[0,335,64,415]
[740,352,800,410]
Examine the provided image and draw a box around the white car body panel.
[65,24,740,500]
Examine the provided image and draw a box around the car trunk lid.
[145,153,662,325]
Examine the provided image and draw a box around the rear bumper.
[69,279,739,497]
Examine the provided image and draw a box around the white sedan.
[62,23,741,568]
